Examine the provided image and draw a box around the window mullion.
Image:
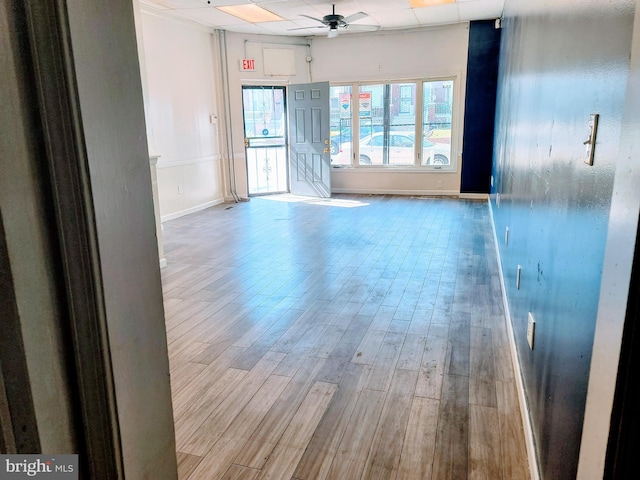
[415,82,423,167]
[353,83,359,166]
[383,84,390,165]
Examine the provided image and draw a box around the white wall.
[222,25,469,197]
[222,32,314,198]
[138,17,470,202]
[312,24,469,195]
[139,8,224,220]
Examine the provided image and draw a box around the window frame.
[329,76,460,172]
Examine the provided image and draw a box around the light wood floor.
[161,194,530,480]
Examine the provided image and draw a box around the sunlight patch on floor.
[259,194,369,208]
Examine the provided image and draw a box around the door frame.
[604,216,640,478]
[241,85,289,196]
[11,1,123,475]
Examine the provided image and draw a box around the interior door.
[288,82,331,197]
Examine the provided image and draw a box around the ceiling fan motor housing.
[323,14,344,26]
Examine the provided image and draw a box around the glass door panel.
[242,86,288,194]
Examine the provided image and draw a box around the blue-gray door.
[288,82,331,198]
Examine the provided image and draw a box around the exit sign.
[241,59,255,71]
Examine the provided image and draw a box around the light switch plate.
[527,312,535,349]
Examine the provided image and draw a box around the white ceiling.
[139,0,504,36]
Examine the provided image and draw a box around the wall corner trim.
[488,199,541,480]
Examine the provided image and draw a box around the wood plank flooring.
[161,194,530,480]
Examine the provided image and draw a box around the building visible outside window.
[329,85,352,165]
[329,78,454,168]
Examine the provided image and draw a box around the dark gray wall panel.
[461,20,501,194]
[64,1,177,478]
[491,1,635,478]
[0,0,77,454]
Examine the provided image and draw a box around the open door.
[288,82,331,197]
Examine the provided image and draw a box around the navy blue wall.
[491,1,635,478]
[461,20,500,194]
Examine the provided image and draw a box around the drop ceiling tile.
[367,8,419,29]
[143,0,250,10]
[152,0,204,8]
[140,0,505,34]
[258,20,311,35]
[310,0,362,13]
[220,23,274,34]
[412,3,460,25]
[314,1,373,20]
[171,6,247,26]
[354,0,412,13]
[259,1,323,19]
[140,0,170,9]
[458,0,503,21]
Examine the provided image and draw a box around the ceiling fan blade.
[299,14,327,24]
[344,24,379,32]
[343,11,369,24]
[288,25,326,31]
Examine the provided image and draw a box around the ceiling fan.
[290,4,379,38]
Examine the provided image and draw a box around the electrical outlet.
[178,184,184,194]
[516,265,522,290]
[505,226,509,245]
[527,312,536,349]
[437,180,443,188]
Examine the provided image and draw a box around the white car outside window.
[335,132,449,166]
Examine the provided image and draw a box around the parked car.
[330,125,389,155]
[330,127,352,154]
[336,132,449,165]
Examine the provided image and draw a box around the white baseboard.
[458,192,489,200]
[488,198,540,480]
[160,198,224,223]
[331,188,460,196]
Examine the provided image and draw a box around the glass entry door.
[242,86,288,195]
